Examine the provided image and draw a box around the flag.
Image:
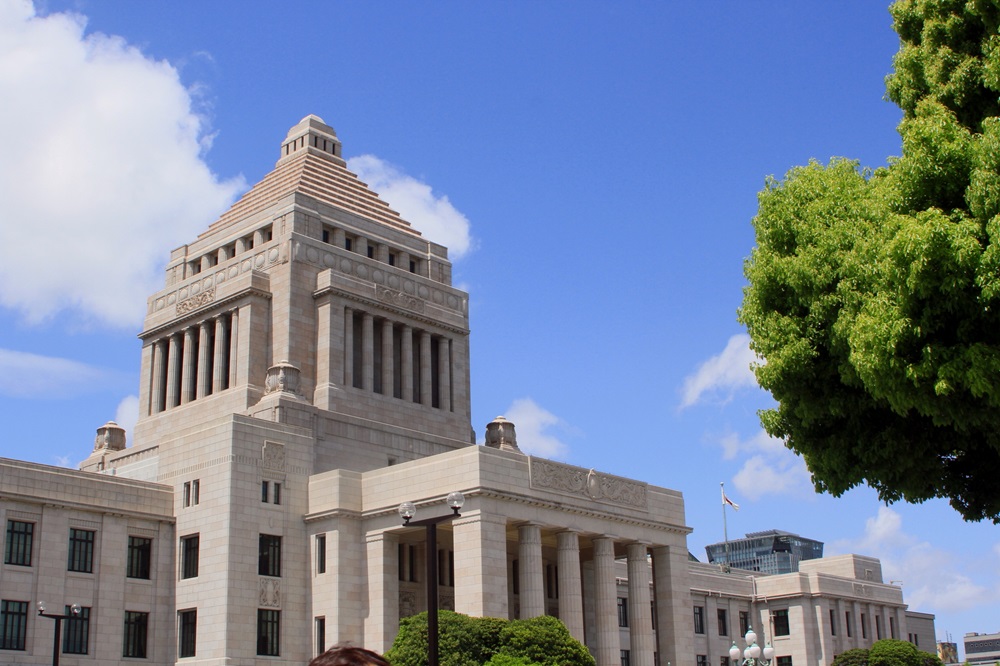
[722,488,740,511]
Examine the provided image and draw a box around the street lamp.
[398,491,465,666]
[37,601,81,666]
[730,627,775,666]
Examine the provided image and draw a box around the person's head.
[308,645,390,666]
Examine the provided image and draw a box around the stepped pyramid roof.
[201,114,420,239]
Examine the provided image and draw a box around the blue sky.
[1,0,997,649]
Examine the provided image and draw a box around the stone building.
[0,116,934,666]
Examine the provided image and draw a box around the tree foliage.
[739,0,1000,522]
[384,611,594,666]
[833,648,871,666]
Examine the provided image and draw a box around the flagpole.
[721,482,730,571]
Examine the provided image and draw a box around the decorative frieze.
[176,289,215,315]
[376,284,425,313]
[529,458,648,509]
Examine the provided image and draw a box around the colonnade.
[363,522,680,666]
[344,306,453,411]
[148,310,238,415]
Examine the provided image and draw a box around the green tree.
[493,616,595,666]
[384,612,592,666]
[832,648,871,666]
[739,0,1000,522]
[870,639,928,666]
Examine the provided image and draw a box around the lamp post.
[398,491,465,666]
[730,627,775,666]
[37,601,80,666]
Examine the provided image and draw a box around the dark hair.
[308,645,391,666]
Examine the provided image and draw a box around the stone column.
[401,325,413,402]
[165,333,181,409]
[228,308,239,387]
[213,313,228,393]
[344,307,354,387]
[253,229,264,246]
[453,511,508,619]
[556,531,585,643]
[150,338,167,414]
[382,319,394,397]
[438,337,451,412]
[627,543,654,665]
[333,228,346,247]
[518,524,545,619]
[652,545,694,666]
[398,251,410,272]
[365,531,399,654]
[181,328,196,403]
[593,537,618,666]
[235,237,247,255]
[420,331,432,406]
[362,312,374,392]
[197,320,211,398]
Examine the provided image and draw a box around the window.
[63,605,90,655]
[316,534,326,574]
[651,600,657,630]
[739,610,750,637]
[694,605,705,634]
[257,609,280,656]
[621,649,631,666]
[259,534,281,577]
[123,611,149,658]
[345,238,353,252]
[722,657,731,666]
[4,521,33,566]
[512,560,519,594]
[179,609,197,658]
[617,597,629,627]
[697,655,708,666]
[861,613,868,639]
[181,535,199,579]
[0,600,28,650]
[367,246,375,259]
[183,480,200,507]
[546,564,558,599]
[829,609,837,636]
[773,609,790,636]
[273,483,281,505]
[315,617,326,657]
[718,608,728,636]
[845,612,853,638]
[68,528,95,573]
[261,481,269,503]
[875,615,882,640]
[777,657,793,666]
[890,616,896,639]
[127,537,152,579]
[388,253,396,266]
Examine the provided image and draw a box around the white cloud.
[832,507,997,613]
[0,348,110,398]
[0,0,243,329]
[114,394,139,445]
[680,334,759,409]
[501,397,570,460]
[348,154,473,259]
[731,452,811,501]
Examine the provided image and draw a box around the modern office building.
[964,632,1000,666]
[0,116,935,666]
[705,530,824,575]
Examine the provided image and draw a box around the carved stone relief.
[259,578,281,607]
[176,289,215,315]
[530,458,647,509]
[262,441,285,471]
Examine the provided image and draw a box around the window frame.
[773,609,790,637]
[62,605,90,655]
[4,521,33,566]
[67,528,95,573]
[718,607,728,636]
[127,536,152,580]
[181,534,200,579]
[316,534,326,575]
[178,609,197,658]
[258,534,282,577]
[257,609,280,656]
[617,597,629,628]
[123,610,149,658]
[694,605,706,634]
[0,600,29,651]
